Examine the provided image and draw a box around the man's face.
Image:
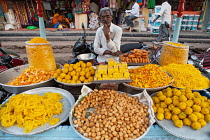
[99,10,113,26]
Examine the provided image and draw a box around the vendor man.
[94,7,122,63]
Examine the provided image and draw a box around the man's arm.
[153,15,160,22]
[107,27,122,54]
[94,29,107,55]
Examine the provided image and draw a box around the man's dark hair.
[99,7,113,16]
[131,0,136,2]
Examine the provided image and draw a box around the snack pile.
[54,61,95,84]
[120,49,150,63]
[128,64,172,88]
[152,87,210,130]
[73,89,150,139]
[94,58,130,80]
[0,92,63,133]
[6,66,55,86]
[161,64,210,90]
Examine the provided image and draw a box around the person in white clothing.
[153,0,171,42]
[94,7,122,63]
[125,0,140,31]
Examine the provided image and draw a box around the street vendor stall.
[0,34,210,140]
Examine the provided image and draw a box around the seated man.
[125,0,140,31]
[94,7,122,63]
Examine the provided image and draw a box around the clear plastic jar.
[25,42,56,71]
[159,41,189,66]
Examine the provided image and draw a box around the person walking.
[153,0,171,42]
[125,0,140,31]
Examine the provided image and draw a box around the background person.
[125,0,140,31]
[153,0,171,42]
[93,7,122,63]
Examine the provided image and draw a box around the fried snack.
[120,49,150,63]
[73,89,150,139]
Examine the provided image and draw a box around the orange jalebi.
[6,66,55,86]
[128,64,172,88]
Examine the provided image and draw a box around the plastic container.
[181,25,186,30]
[194,15,200,20]
[181,20,187,25]
[155,6,161,13]
[159,41,189,66]
[187,20,193,25]
[193,20,198,25]
[188,15,194,20]
[25,42,57,71]
[191,25,197,30]
[186,25,191,30]
[182,14,189,20]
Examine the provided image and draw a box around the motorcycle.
[0,43,25,103]
[70,23,95,64]
[188,48,210,79]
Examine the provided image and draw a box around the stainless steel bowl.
[0,64,63,94]
[77,53,96,62]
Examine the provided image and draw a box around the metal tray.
[93,79,132,84]
[69,87,155,140]
[0,87,75,135]
[151,91,210,140]
[123,66,174,92]
[0,64,63,94]
[54,78,93,86]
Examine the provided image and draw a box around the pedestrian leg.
[156,24,164,42]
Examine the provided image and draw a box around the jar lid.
[163,41,189,49]
[25,41,51,45]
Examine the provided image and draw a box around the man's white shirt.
[131,2,140,17]
[158,1,171,24]
[94,23,122,63]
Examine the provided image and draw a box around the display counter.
[0,124,182,140]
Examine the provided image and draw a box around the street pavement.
[0,28,210,64]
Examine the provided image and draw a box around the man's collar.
[110,23,114,33]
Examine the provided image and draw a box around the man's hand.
[103,50,112,55]
[103,24,110,40]
[111,50,122,56]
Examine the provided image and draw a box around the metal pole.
[172,0,185,42]
[36,0,46,39]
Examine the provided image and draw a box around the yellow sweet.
[157,113,164,120]
[26,37,56,71]
[184,107,193,115]
[191,122,201,130]
[183,118,192,126]
[174,120,183,128]
[189,113,198,122]
[161,64,210,90]
[172,107,181,115]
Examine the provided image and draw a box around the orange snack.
[6,66,55,86]
[128,64,172,88]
